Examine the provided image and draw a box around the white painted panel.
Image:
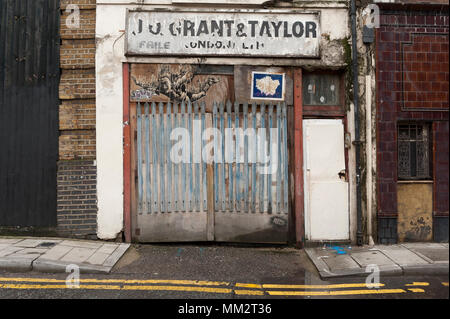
[306,120,345,182]
[303,119,349,240]
[309,182,349,240]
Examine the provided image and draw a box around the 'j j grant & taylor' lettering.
[134,19,317,39]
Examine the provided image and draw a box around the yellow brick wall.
[59,99,96,130]
[58,1,96,160]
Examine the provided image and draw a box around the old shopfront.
[96,1,355,244]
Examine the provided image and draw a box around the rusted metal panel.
[0,0,59,227]
[398,183,433,242]
[125,10,320,58]
[213,101,289,243]
[134,99,289,243]
[135,101,210,242]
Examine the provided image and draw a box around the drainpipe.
[350,0,364,246]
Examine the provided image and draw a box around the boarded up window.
[398,124,432,180]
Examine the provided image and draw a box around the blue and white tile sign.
[251,72,285,101]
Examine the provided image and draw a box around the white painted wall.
[96,0,351,240]
[96,5,128,239]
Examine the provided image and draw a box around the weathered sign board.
[126,11,320,57]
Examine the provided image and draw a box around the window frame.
[397,122,433,181]
[302,70,346,117]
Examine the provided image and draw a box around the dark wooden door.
[0,0,60,226]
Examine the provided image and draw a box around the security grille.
[398,124,431,180]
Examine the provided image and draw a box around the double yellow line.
[0,277,414,296]
[0,278,233,294]
[236,282,409,296]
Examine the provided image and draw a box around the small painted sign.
[251,72,285,101]
[125,11,320,57]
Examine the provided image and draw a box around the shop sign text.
[126,11,320,57]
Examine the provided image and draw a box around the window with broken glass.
[398,123,432,180]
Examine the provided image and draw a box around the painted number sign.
[126,11,320,57]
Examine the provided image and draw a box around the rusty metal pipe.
[351,0,364,246]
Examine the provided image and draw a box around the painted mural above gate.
[130,64,233,106]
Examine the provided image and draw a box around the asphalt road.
[0,244,448,300]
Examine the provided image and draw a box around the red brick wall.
[376,9,449,218]
[402,34,448,109]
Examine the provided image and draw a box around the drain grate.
[37,242,57,248]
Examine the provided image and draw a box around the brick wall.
[57,160,97,237]
[434,121,449,215]
[57,0,97,238]
[376,7,449,242]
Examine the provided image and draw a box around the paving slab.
[33,242,131,274]
[376,245,430,267]
[323,254,361,271]
[60,247,97,263]
[352,250,397,267]
[7,248,48,259]
[401,243,449,264]
[0,237,130,274]
[13,239,61,248]
[0,246,23,258]
[60,240,103,249]
[351,250,403,275]
[305,248,367,278]
[38,245,73,261]
[86,252,110,265]
[0,239,22,245]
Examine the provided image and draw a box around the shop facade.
[96,0,360,245]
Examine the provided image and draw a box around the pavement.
[0,244,448,299]
[305,243,449,279]
[0,237,130,274]
[0,235,448,283]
